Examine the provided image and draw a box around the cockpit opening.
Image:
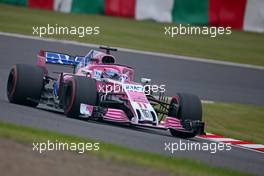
[102,55,115,64]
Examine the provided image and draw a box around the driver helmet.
[102,68,120,80]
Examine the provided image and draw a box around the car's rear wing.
[37,50,84,73]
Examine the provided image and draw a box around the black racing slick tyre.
[7,64,44,107]
[168,93,203,138]
[168,93,202,121]
[63,76,97,118]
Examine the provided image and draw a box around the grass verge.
[203,102,264,144]
[0,121,250,176]
[0,4,264,66]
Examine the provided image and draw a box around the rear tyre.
[7,64,44,107]
[63,76,97,118]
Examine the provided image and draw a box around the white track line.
[209,138,240,142]
[201,100,215,104]
[238,144,264,149]
[0,31,264,70]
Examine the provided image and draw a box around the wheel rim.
[64,80,76,114]
[168,96,180,118]
[7,68,16,99]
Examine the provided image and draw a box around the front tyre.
[63,76,97,118]
[168,93,204,137]
[7,64,44,107]
[168,93,202,121]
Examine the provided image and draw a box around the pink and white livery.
[7,46,205,138]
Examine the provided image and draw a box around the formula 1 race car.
[6,46,205,138]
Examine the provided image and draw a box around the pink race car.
[7,46,205,138]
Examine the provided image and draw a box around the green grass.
[0,4,264,66]
[0,121,251,176]
[203,102,264,144]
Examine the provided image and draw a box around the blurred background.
[0,0,263,32]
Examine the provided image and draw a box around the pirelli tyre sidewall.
[7,64,44,107]
[63,76,97,118]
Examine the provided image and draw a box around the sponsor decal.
[93,69,102,79]
[46,52,83,65]
[124,84,144,92]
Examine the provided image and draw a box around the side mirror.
[141,78,151,84]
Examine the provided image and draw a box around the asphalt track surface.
[0,35,263,175]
